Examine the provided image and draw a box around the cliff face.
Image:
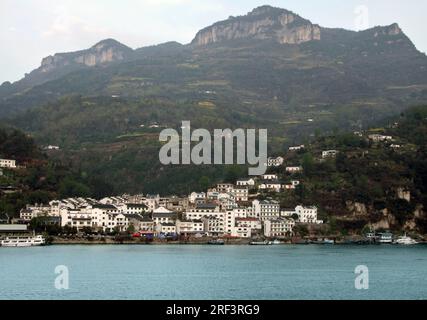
[40,39,133,73]
[192,6,321,46]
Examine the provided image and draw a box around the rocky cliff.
[39,39,134,73]
[191,5,321,46]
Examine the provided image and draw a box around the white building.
[236,178,256,187]
[261,174,278,180]
[20,205,51,221]
[224,208,248,235]
[152,207,177,225]
[216,183,235,193]
[0,159,16,168]
[118,203,149,215]
[230,187,249,202]
[258,181,282,192]
[322,150,339,159]
[61,208,93,231]
[281,208,297,218]
[45,145,60,150]
[176,220,204,235]
[156,223,177,235]
[368,134,393,142]
[252,200,280,221]
[286,166,302,173]
[295,205,323,224]
[289,145,305,151]
[143,194,160,211]
[232,226,252,238]
[264,219,295,238]
[185,203,223,221]
[236,218,262,232]
[127,214,152,232]
[202,216,225,237]
[188,192,206,204]
[267,157,284,167]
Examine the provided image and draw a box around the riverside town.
[1,137,423,246]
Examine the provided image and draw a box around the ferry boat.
[395,234,418,245]
[311,238,334,245]
[0,235,45,247]
[249,240,272,246]
[378,232,393,244]
[207,239,225,245]
[323,239,335,245]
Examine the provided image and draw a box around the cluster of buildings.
[12,146,328,240]
[0,159,17,169]
[18,177,323,239]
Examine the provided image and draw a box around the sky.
[1,0,426,83]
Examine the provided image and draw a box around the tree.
[389,199,415,225]
[127,224,136,235]
[198,176,211,191]
[301,153,314,176]
[294,225,309,237]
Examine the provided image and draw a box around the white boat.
[250,240,272,246]
[271,240,282,245]
[378,232,393,244]
[1,235,45,247]
[395,234,418,245]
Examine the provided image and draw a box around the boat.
[271,240,282,245]
[395,234,418,245]
[208,239,225,245]
[1,235,45,247]
[312,238,335,245]
[378,232,393,244]
[250,240,272,246]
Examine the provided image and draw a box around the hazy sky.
[1,0,426,83]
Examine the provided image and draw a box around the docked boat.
[1,235,45,247]
[250,240,272,246]
[208,239,225,245]
[395,234,418,245]
[271,240,282,245]
[323,239,335,245]
[378,232,393,244]
[312,238,335,245]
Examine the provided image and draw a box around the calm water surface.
[0,245,426,300]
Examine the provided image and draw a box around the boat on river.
[395,234,418,245]
[1,235,45,247]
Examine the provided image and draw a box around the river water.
[0,245,426,300]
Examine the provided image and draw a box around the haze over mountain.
[0,4,426,194]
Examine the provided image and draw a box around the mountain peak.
[249,5,288,16]
[91,38,133,51]
[377,23,403,36]
[39,39,133,73]
[191,5,320,46]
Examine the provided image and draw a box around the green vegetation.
[0,126,107,216]
[261,106,427,234]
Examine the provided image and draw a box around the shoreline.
[47,238,427,246]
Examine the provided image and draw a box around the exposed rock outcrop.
[191,5,321,46]
[40,39,134,73]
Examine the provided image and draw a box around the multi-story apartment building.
[264,219,295,238]
[252,200,280,221]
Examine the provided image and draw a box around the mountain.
[39,39,133,71]
[192,6,320,46]
[1,5,427,195]
[0,39,134,101]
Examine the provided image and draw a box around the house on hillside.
[0,159,16,168]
